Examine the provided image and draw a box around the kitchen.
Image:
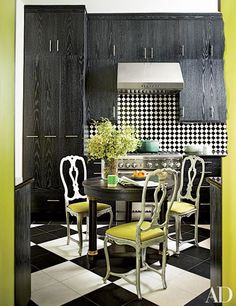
[0,0,236,306]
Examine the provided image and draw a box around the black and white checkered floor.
[29,223,213,306]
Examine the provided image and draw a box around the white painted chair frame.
[169,155,205,255]
[103,168,178,300]
[60,155,113,255]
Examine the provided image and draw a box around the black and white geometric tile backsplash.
[89,94,227,155]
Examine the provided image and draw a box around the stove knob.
[155,162,159,168]
[162,161,167,168]
[147,162,153,168]
[126,163,131,168]
[168,161,174,168]
[175,162,181,168]
[132,162,137,168]
[118,162,124,168]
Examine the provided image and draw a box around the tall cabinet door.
[59,55,85,157]
[23,55,61,189]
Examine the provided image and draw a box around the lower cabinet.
[15,179,33,306]
[184,156,221,224]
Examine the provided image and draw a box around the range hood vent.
[117,62,184,94]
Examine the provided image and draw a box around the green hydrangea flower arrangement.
[87,118,140,161]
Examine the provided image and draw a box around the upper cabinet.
[179,15,224,60]
[179,14,226,122]
[86,13,226,123]
[24,6,87,57]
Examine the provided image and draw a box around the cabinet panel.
[148,19,180,61]
[204,59,226,122]
[206,17,225,59]
[112,19,148,62]
[24,12,56,56]
[56,12,86,56]
[179,18,208,59]
[60,56,84,137]
[23,55,43,136]
[88,17,113,60]
[86,60,117,121]
[180,59,205,122]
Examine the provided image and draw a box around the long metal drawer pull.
[182,106,185,118]
[56,40,59,52]
[26,135,38,138]
[47,199,60,202]
[65,135,78,138]
[49,40,52,52]
[113,44,116,57]
[201,171,212,174]
[150,47,154,59]
[181,45,185,57]
[205,161,213,164]
[144,47,147,59]
[44,135,57,138]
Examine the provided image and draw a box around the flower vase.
[101,158,118,180]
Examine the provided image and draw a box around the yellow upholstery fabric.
[68,202,110,213]
[106,221,164,242]
[170,201,196,214]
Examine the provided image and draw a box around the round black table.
[83,177,172,256]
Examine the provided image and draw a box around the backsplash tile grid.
[89,94,227,155]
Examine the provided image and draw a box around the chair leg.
[66,212,70,245]
[141,248,146,267]
[161,240,167,289]
[136,247,142,300]
[76,215,83,256]
[175,215,181,255]
[194,211,199,247]
[103,236,111,283]
[85,216,89,240]
[108,209,113,228]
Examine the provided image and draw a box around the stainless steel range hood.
[117,62,184,94]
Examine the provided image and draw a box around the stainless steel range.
[118,152,183,175]
[116,152,183,223]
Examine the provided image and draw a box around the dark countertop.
[206,177,222,189]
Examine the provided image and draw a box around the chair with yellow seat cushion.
[60,155,113,255]
[168,155,205,255]
[103,168,178,300]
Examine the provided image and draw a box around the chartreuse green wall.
[222,1,236,304]
[0,1,236,305]
[0,0,15,305]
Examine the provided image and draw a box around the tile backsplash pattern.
[89,94,227,155]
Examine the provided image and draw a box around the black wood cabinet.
[183,156,221,224]
[86,13,226,123]
[180,59,226,122]
[86,59,117,121]
[15,179,33,306]
[24,6,87,219]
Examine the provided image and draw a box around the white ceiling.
[21,0,219,13]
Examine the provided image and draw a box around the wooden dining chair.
[103,168,178,300]
[168,155,205,255]
[60,155,113,255]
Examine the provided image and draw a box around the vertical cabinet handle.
[182,106,185,118]
[210,106,215,119]
[144,48,147,59]
[150,47,154,59]
[112,106,116,119]
[181,45,185,57]
[49,40,52,52]
[113,44,116,57]
[210,45,214,57]
[56,40,59,52]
